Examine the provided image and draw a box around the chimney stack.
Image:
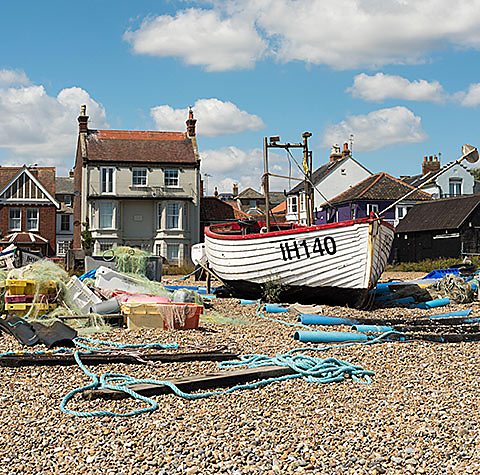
[342,142,351,157]
[186,107,197,138]
[214,186,218,197]
[78,104,88,134]
[329,144,342,162]
[232,183,239,197]
[422,154,441,175]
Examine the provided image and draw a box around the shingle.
[55,177,74,194]
[85,130,197,164]
[395,194,480,232]
[200,197,249,221]
[329,173,432,204]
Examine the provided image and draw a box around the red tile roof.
[329,172,432,204]
[200,197,250,221]
[85,129,197,164]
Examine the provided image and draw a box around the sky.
[1,0,480,194]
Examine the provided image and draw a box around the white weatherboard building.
[286,143,372,224]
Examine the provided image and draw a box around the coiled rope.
[60,347,374,417]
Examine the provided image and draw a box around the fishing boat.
[202,139,478,307]
[205,217,394,307]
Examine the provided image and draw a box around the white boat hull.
[205,219,394,307]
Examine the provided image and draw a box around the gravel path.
[0,275,479,474]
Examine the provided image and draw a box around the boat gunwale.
[205,217,394,241]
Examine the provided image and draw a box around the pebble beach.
[0,272,479,475]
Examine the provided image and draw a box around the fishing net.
[200,310,251,326]
[107,246,150,276]
[5,260,109,333]
[428,274,475,303]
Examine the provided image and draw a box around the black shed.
[393,194,480,262]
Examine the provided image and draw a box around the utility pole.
[263,137,270,231]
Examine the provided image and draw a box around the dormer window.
[288,196,298,214]
[165,169,179,187]
[132,168,147,186]
[64,195,72,207]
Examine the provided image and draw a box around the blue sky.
[1,0,480,193]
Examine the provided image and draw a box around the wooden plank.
[0,351,238,368]
[83,365,294,400]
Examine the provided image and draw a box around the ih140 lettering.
[280,236,337,261]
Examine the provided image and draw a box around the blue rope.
[59,349,374,417]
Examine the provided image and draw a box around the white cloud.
[455,83,480,107]
[348,73,446,103]
[201,146,301,193]
[151,98,264,136]
[0,69,30,87]
[124,8,267,71]
[0,73,107,173]
[125,1,480,70]
[322,106,427,152]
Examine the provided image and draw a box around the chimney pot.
[233,183,239,197]
[422,153,441,175]
[186,107,197,138]
[78,104,89,134]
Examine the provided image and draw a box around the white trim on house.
[0,167,60,208]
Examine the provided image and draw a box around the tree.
[471,168,480,181]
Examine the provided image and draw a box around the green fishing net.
[5,260,109,333]
[108,246,150,276]
[200,310,251,326]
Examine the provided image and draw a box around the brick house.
[72,105,201,265]
[0,166,59,256]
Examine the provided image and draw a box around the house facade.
[286,143,372,223]
[315,173,432,227]
[402,154,475,198]
[55,174,74,257]
[73,106,201,265]
[0,166,59,256]
[394,195,480,262]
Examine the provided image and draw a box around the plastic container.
[121,302,203,330]
[6,279,56,296]
[422,268,460,279]
[6,302,57,316]
[65,276,102,313]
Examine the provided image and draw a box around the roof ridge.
[356,172,384,198]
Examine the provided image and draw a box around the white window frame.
[57,240,71,256]
[60,214,71,232]
[64,195,72,207]
[164,169,179,188]
[288,196,298,214]
[166,202,180,229]
[449,178,462,197]
[98,202,114,230]
[9,208,21,231]
[299,194,306,213]
[132,168,148,187]
[366,203,379,215]
[166,243,180,265]
[100,167,115,194]
[26,208,39,231]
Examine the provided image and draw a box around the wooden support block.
[83,365,294,400]
[0,351,238,368]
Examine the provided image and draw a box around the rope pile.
[60,345,374,418]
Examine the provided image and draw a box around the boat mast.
[264,133,313,231]
[263,136,271,231]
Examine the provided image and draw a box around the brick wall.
[0,205,56,256]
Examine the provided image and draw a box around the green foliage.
[163,263,196,275]
[81,220,94,253]
[387,257,480,273]
[262,277,287,303]
[470,168,480,181]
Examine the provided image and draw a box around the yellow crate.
[6,302,57,316]
[6,279,57,296]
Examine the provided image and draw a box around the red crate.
[5,292,53,304]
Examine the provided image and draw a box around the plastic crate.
[121,302,202,330]
[5,302,57,316]
[6,279,57,296]
[422,268,460,279]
